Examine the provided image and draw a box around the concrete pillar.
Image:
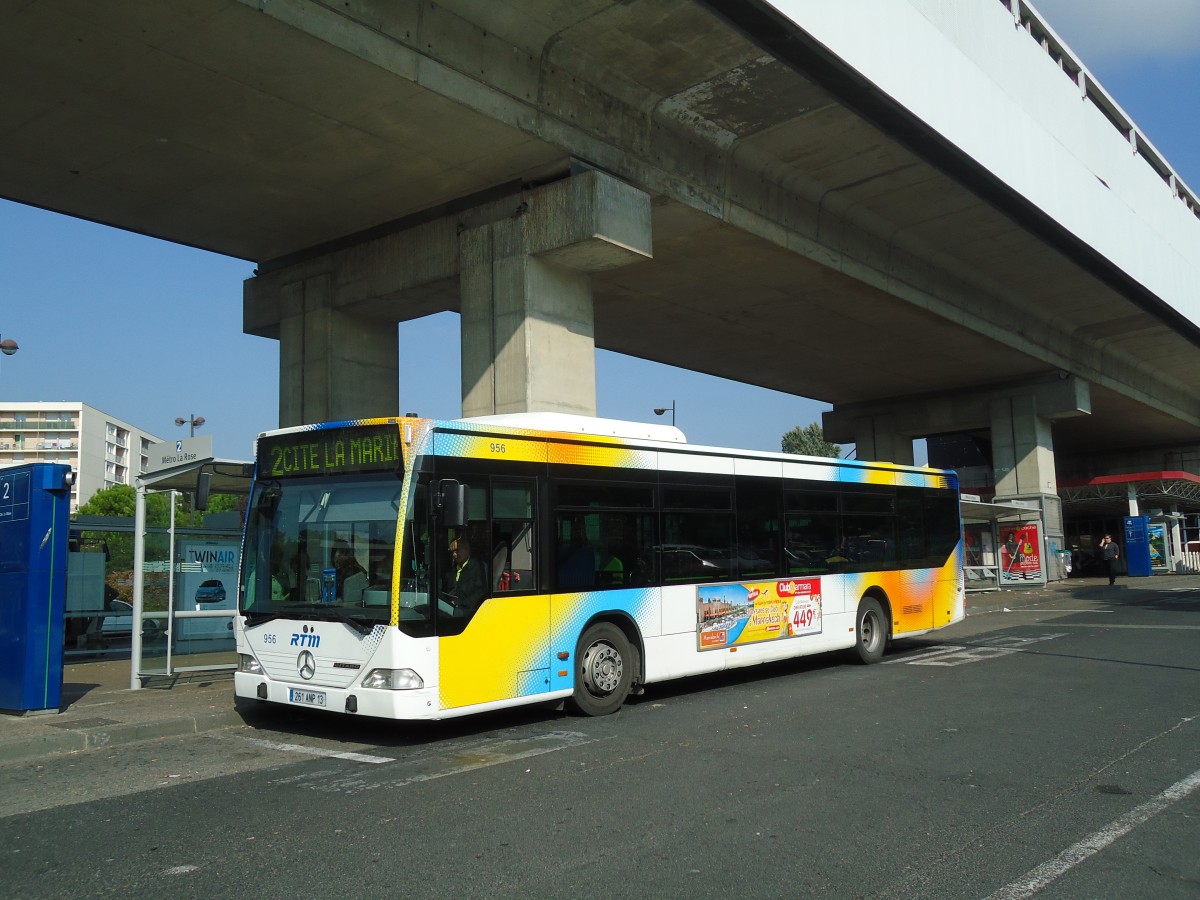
[277,273,398,427]
[460,224,599,416]
[458,171,652,418]
[990,395,1057,497]
[990,393,1063,536]
[849,414,914,466]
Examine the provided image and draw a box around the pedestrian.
[1100,534,1120,586]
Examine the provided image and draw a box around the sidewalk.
[0,659,243,765]
[1,574,1194,766]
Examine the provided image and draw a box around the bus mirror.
[257,485,281,519]
[439,480,467,527]
[195,472,212,511]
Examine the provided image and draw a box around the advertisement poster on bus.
[999,523,1042,581]
[697,577,822,651]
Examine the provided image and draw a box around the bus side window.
[492,520,534,591]
[492,480,536,592]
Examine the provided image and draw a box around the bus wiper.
[244,610,284,627]
[339,611,374,636]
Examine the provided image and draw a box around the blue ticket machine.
[1123,515,1153,579]
[0,464,73,714]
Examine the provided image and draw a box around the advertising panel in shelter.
[1148,521,1168,570]
[999,523,1042,581]
[697,577,822,651]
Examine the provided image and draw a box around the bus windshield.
[242,473,402,633]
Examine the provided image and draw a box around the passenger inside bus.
[558,517,598,588]
[269,544,293,601]
[333,542,368,605]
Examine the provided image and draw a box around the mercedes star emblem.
[297,650,316,680]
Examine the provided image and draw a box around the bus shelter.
[961,498,1049,591]
[130,436,252,689]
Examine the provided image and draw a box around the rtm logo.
[290,633,320,648]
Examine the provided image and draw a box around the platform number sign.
[0,469,31,523]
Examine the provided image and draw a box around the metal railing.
[1002,0,1199,219]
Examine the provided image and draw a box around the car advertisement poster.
[176,540,239,611]
[175,540,239,645]
[697,577,822,651]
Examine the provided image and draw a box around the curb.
[0,707,247,766]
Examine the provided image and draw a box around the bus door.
[433,476,550,711]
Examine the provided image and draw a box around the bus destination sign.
[259,423,401,478]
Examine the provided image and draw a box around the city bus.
[234,413,963,719]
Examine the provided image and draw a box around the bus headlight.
[238,654,264,675]
[361,668,423,690]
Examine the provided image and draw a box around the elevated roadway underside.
[3,0,1199,458]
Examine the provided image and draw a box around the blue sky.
[2,1,1197,462]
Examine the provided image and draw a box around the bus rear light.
[361,668,423,690]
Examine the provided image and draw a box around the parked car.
[98,599,162,643]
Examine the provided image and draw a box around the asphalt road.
[2,587,1197,899]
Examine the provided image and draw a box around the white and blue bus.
[235,413,963,719]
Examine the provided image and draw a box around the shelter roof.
[137,459,254,496]
[1058,471,1200,510]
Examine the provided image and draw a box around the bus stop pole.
[166,492,176,676]
[130,483,147,690]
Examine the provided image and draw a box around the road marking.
[885,634,1067,667]
[908,647,1021,666]
[1024,623,1200,631]
[983,766,1200,900]
[222,734,393,764]
[882,645,965,665]
[1000,609,1114,614]
[269,730,595,794]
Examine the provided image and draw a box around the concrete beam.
[823,374,1091,442]
[252,170,651,424]
[846,414,914,466]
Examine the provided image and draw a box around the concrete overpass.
[5,0,1200,545]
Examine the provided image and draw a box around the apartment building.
[0,402,166,510]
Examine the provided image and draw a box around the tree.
[781,422,841,458]
[76,483,136,518]
[76,484,176,525]
[75,484,243,526]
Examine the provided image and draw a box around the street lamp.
[175,414,205,437]
[653,401,676,427]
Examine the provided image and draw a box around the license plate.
[289,688,327,707]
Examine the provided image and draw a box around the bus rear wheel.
[570,622,633,716]
[851,597,888,664]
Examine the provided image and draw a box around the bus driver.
[444,532,488,614]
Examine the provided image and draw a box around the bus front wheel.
[851,597,888,664]
[570,622,633,716]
